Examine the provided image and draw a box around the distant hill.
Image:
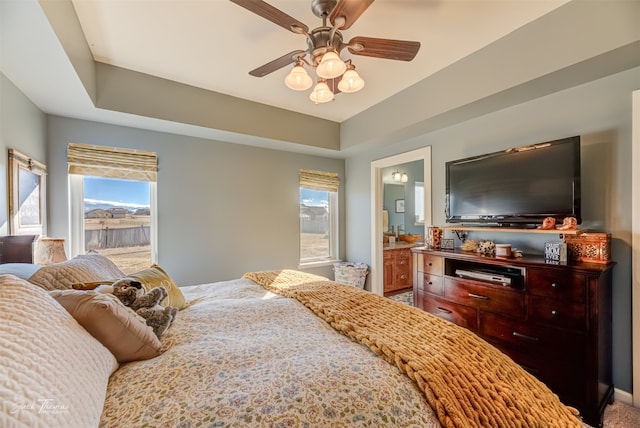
[84,199,149,212]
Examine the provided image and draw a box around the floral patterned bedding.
[100,278,441,427]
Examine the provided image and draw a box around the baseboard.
[614,388,633,406]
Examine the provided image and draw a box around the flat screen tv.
[445,136,581,226]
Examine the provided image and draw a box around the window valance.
[299,169,339,192]
[67,143,157,182]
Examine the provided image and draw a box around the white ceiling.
[69,0,568,123]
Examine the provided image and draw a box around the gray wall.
[46,116,345,286]
[0,74,47,235]
[344,67,639,393]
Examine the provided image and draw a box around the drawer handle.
[427,281,433,286]
[400,275,406,279]
[468,292,489,300]
[436,307,452,315]
[551,282,560,289]
[399,260,407,265]
[551,310,558,316]
[513,331,539,342]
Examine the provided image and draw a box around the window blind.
[67,143,157,182]
[299,169,339,192]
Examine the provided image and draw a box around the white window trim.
[68,173,158,263]
[299,190,339,267]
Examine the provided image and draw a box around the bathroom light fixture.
[392,170,408,183]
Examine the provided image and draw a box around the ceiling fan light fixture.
[309,80,334,104]
[316,50,347,79]
[285,64,313,90]
[337,67,365,93]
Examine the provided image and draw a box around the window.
[68,143,157,274]
[299,169,339,266]
[414,181,424,225]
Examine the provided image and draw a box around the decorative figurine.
[538,217,556,230]
[557,217,578,230]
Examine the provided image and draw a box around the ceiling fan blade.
[330,0,374,30]
[347,36,420,61]
[230,0,309,34]
[249,50,306,77]
[329,0,373,30]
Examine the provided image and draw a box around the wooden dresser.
[383,245,413,294]
[412,247,614,427]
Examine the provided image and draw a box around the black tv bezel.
[444,136,581,227]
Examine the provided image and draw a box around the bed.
[0,251,586,428]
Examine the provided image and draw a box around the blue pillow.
[0,263,41,280]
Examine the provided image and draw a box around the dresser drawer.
[527,269,586,303]
[419,293,478,331]
[444,278,524,317]
[500,347,587,407]
[480,312,585,363]
[422,254,443,276]
[528,295,586,331]
[417,273,444,295]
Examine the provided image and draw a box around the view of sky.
[300,188,328,208]
[84,176,150,210]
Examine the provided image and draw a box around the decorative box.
[544,241,567,262]
[563,233,611,264]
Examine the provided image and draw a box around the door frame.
[370,147,432,296]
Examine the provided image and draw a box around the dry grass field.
[300,232,330,259]
[95,245,151,274]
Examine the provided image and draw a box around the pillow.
[0,263,41,280]
[0,274,118,428]
[28,253,125,291]
[50,289,163,363]
[127,264,187,310]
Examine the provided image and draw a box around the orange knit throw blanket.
[243,269,582,428]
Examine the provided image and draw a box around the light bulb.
[309,81,334,104]
[284,65,312,91]
[337,68,365,93]
[316,51,347,79]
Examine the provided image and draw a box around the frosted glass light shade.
[316,51,347,79]
[309,81,334,103]
[401,173,408,183]
[284,65,313,91]
[337,68,365,93]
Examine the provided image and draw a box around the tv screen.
[445,136,581,226]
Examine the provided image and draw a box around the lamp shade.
[34,237,67,265]
[337,68,365,93]
[285,65,313,91]
[316,51,347,79]
[309,81,334,103]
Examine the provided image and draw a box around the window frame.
[68,174,158,263]
[298,188,339,268]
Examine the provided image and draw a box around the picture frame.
[395,199,405,213]
[441,238,455,250]
[8,149,47,236]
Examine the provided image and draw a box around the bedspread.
[100,278,440,427]
[244,269,582,428]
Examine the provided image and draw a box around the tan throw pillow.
[28,253,125,291]
[50,289,163,363]
[127,264,187,310]
[0,274,118,428]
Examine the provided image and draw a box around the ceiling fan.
[230,0,421,103]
